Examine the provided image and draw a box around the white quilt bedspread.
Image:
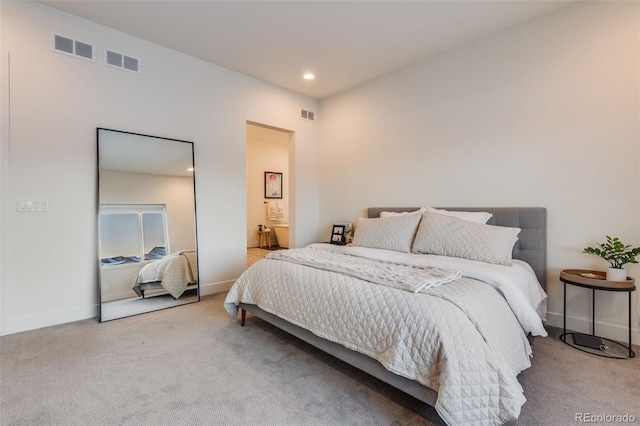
[225,245,547,425]
[311,243,548,337]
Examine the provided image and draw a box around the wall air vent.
[300,109,316,122]
[53,34,95,61]
[105,49,140,73]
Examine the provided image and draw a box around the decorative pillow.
[352,214,422,253]
[411,213,520,265]
[424,207,492,224]
[380,207,427,218]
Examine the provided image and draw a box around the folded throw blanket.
[266,247,461,293]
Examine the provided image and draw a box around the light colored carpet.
[1,293,638,426]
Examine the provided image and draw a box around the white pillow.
[352,214,422,253]
[411,213,520,265]
[380,207,427,218]
[424,207,492,224]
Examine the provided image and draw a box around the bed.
[132,250,198,299]
[225,207,547,425]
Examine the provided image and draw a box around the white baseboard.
[102,290,137,303]
[1,304,98,336]
[199,279,234,296]
[1,280,235,336]
[545,310,640,347]
[247,242,277,249]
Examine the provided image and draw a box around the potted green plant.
[583,236,640,281]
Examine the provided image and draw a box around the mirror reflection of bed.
[97,128,199,322]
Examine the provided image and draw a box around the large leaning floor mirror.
[97,128,199,322]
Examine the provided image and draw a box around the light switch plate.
[18,199,48,212]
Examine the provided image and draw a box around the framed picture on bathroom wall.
[264,172,283,199]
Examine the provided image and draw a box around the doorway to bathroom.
[246,122,292,267]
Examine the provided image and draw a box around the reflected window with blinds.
[99,204,168,266]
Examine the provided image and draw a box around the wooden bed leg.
[241,309,246,326]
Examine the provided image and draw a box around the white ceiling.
[99,129,194,177]
[41,0,573,99]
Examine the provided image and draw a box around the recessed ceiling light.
[303,73,315,80]
[187,168,194,172]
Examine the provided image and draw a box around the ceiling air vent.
[53,34,95,61]
[300,109,315,122]
[105,49,140,73]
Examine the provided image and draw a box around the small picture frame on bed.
[264,172,283,199]
[330,224,347,245]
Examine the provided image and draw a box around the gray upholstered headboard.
[367,207,547,289]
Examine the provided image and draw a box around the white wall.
[246,124,290,248]
[100,262,144,302]
[319,1,640,344]
[0,1,319,334]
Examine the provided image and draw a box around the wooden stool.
[258,229,271,248]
